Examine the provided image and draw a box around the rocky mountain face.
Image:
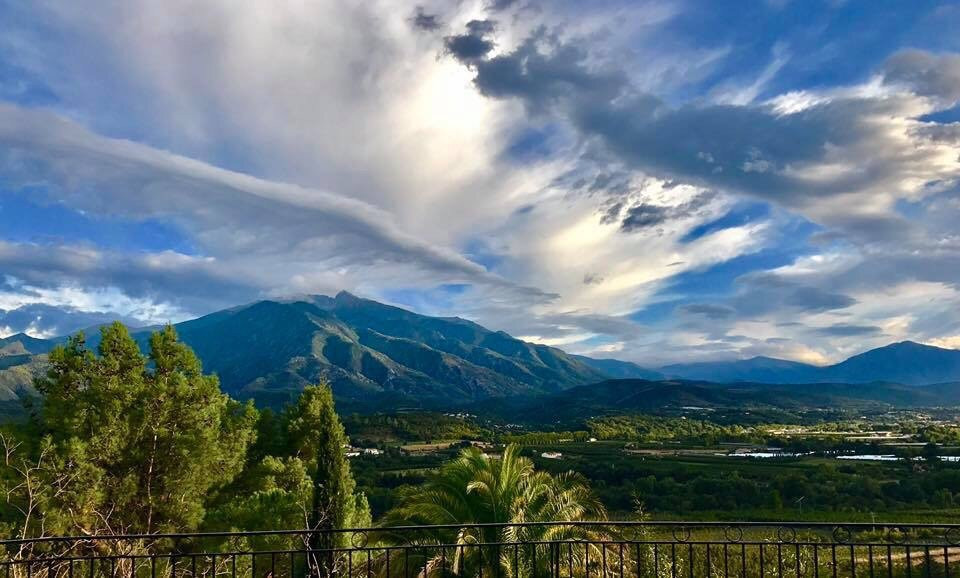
[158,292,606,409]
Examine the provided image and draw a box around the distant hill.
[0,355,45,421]
[659,342,960,386]
[0,333,56,356]
[0,333,53,418]
[475,378,960,424]
[822,341,960,385]
[660,356,821,384]
[572,355,665,380]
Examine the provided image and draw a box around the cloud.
[470,32,626,112]
[444,20,497,63]
[0,104,553,312]
[432,19,960,363]
[883,49,960,104]
[447,27,960,244]
[0,303,146,338]
[617,192,716,233]
[680,304,736,319]
[784,286,858,312]
[410,6,441,31]
[3,1,960,366]
[814,323,882,337]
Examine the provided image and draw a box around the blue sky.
[0,0,959,365]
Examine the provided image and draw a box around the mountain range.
[656,341,960,385]
[3,292,960,414]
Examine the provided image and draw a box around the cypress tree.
[285,384,370,572]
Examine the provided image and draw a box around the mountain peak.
[886,340,944,351]
[0,332,57,355]
[139,292,606,408]
[3,332,32,340]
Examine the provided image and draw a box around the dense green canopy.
[0,323,368,552]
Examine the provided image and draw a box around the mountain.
[7,296,960,413]
[572,355,665,380]
[660,356,820,383]
[822,341,960,385]
[0,334,51,420]
[137,292,608,409]
[660,341,960,386]
[0,358,43,417]
[0,333,56,356]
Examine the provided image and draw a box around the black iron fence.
[3,521,960,577]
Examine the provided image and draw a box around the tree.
[1,323,258,543]
[285,385,370,572]
[379,445,606,576]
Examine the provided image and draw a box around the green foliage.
[1,323,258,539]
[287,385,371,535]
[499,430,592,444]
[342,412,490,444]
[379,444,607,575]
[203,382,370,564]
[203,455,314,542]
[586,415,754,443]
[0,323,371,549]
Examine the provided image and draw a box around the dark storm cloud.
[814,323,882,337]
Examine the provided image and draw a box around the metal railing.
[3,521,960,577]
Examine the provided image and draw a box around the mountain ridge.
[658,340,960,385]
[136,292,608,408]
[3,296,960,413]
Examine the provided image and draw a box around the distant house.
[362,448,382,456]
[588,437,597,443]
[541,451,563,459]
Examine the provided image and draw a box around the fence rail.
[3,521,959,577]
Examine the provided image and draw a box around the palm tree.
[374,445,609,577]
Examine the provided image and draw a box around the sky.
[1,0,960,366]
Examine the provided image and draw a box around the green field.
[346,411,960,523]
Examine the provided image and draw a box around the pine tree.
[3,323,258,541]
